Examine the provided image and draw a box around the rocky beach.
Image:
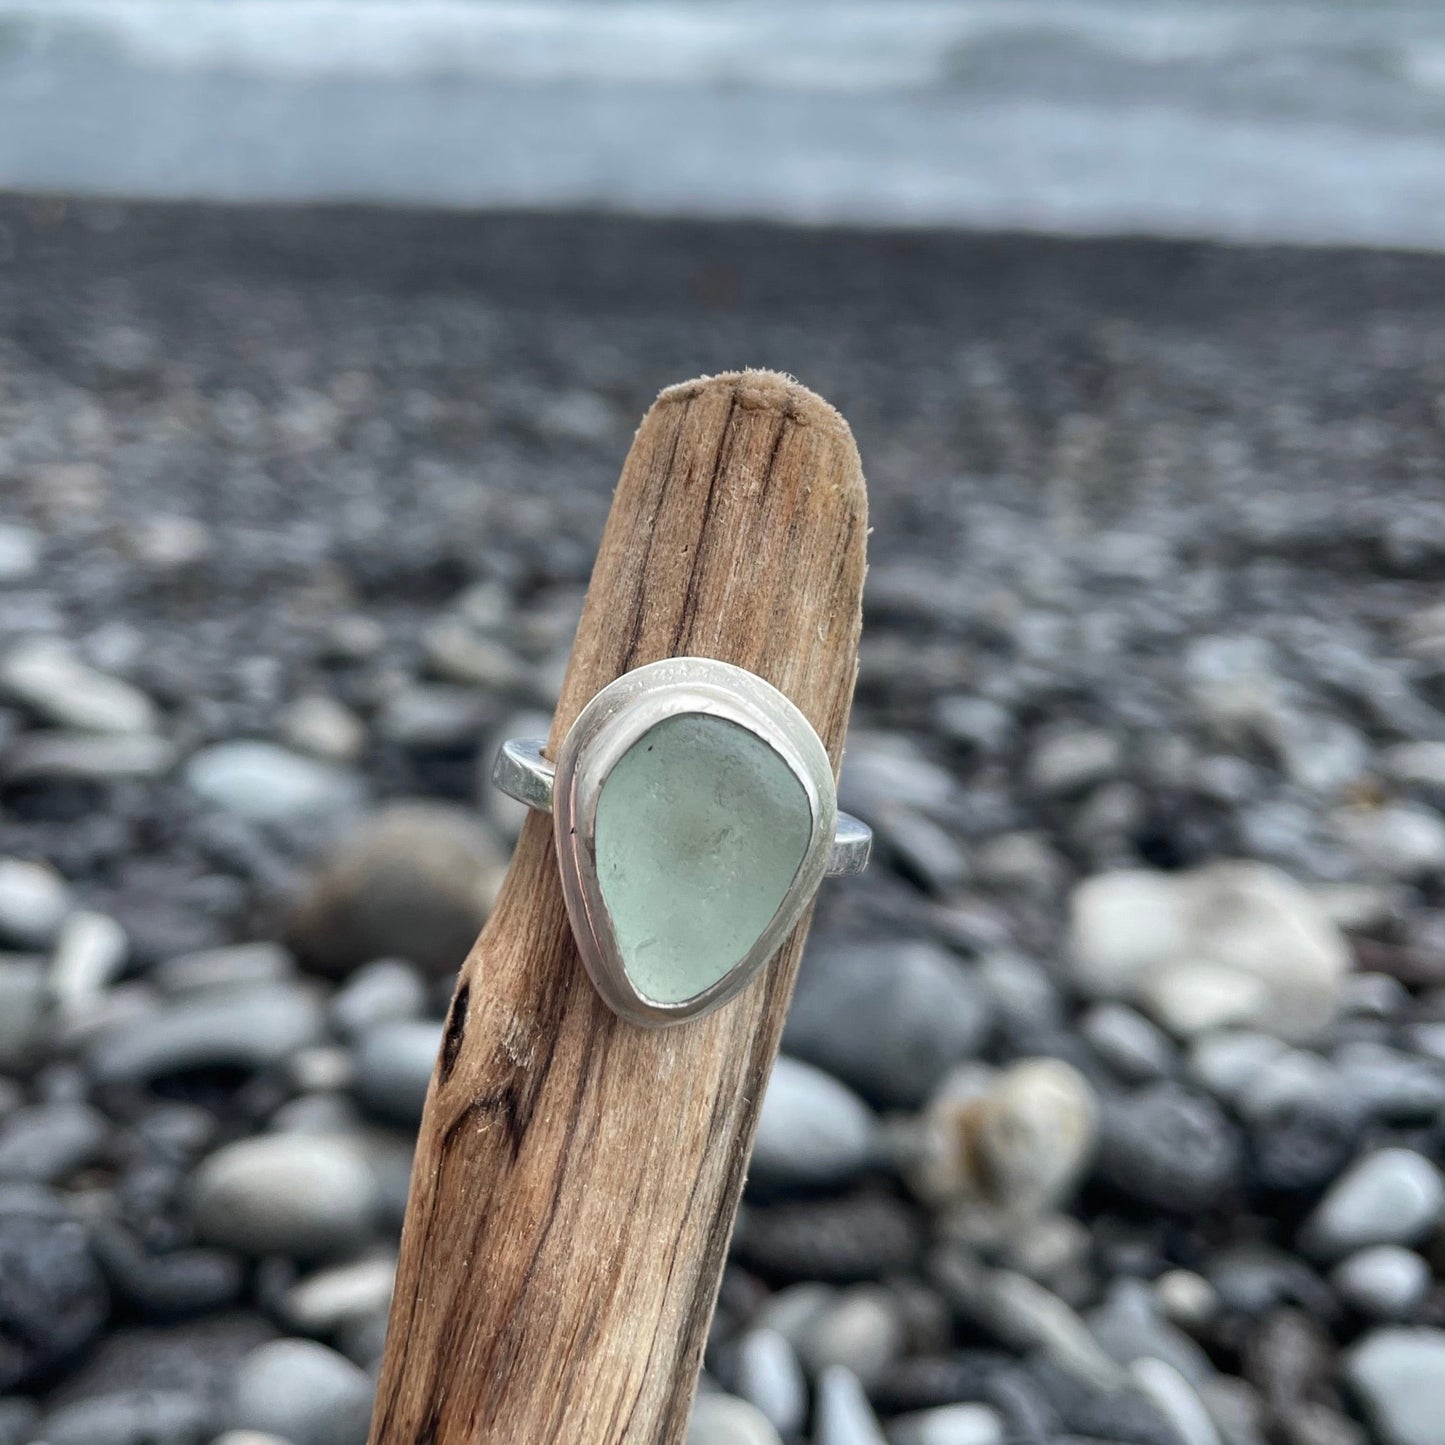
[2,197,1445,1443]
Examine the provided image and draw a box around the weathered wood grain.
[369,369,867,1445]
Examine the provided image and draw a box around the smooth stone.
[1130,1358,1223,1445]
[0,637,158,734]
[374,683,490,749]
[1333,1042,1445,1122]
[888,1403,1006,1445]
[1080,1004,1175,1082]
[1331,1247,1430,1321]
[226,1339,372,1445]
[152,943,294,997]
[278,694,366,763]
[1,730,177,782]
[189,1135,377,1258]
[733,1329,807,1437]
[796,1286,905,1389]
[89,1223,244,1317]
[1301,1150,1445,1259]
[0,858,69,949]
[1096,1083,1240,1213]
[1344,1328,1445,1445]
[185,743,365,825]
[0,1400,39,1445]
[39,1389,213,1445]
[1069,862,1347,1042]
[594,714,812,1004]
[282,1252,396,1335]
[0,1102,107,1184]
[50,910,128,1016]
[687,1393,783,1445]
[353,1020,444,1126]
[1333,804,1445,880]
[1086,1279,1214,1387]
[1187,1032,1288,1106]
[1025,725,1122,797]
[213,1435,293,1445]
[0,523,40,582]
[329,959,426,1039]
[751,1056,877,1191]
[288,802,504,978]
[785,941,992,1109]
[88,985,324,1085]
[0,957,50,1072]
[814,1365,889,1445]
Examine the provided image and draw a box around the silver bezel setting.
[520,658,845,1027]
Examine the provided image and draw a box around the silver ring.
[492,657,871,1028]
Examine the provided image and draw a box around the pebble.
[1026,724,1122,797]
[89,1224,244,1318]
[752,1056,877,1191]
[796,1286,905,1388]
[815,1365,889,1445]
[212,1434,293,1445]
[687,1393,783,1445]
[188,1134,378,1258]
[1,730,177,782]
[0,636,158,734]
[1096,1083,1241,1212]
[1344,1327,1445,1445]
[374,683,490,749]
[1087,1278,1214,1386]
[0,857,70,948]
[0,1102,106,1184]
[1300,1149,1444,1259]
[1130,1358,1223,1445]
[39,1389,213,1445]
[225,1338,372,1445]
[887,1403,1006,1445]
[734,1194,924,1282]
[1333,803,1445,880]
[1330,1246,1430,1320]
[282,1252,395,1335]
[733,1328,807,1437]
[0,1186,108,1391]
[88,985,324,1085]
[184,742,365,825]
[0,522,40,583]
[784,941,991,1108]
[278,693,367,763]
[151,942,294,997]
[1332,1041,1445,1122]
[1068,862,1347,1042]
[329,958,426,1038]
[1080,1004,1175,1082]
[50,909,128,1017]
[288,802,504,978]
[0,1400,38,1445]
[352,1019,443,1125]
[0,956,50,1072]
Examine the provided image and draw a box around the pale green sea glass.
[593,713,812,1004]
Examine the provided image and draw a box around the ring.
[492,657,872,1027]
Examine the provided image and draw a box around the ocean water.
[3,0,1445,246]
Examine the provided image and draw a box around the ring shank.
[493,737,872,877]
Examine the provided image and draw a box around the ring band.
[492,657,871,1027]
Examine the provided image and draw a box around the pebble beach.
[2,198,1445,1444]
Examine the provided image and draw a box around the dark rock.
[0,1102,107,1184]
[1095,1083,1241,1213]
[352,1019,444,1126]
[90,1223,245,1318]
[288,802,504,978]
[784,941,991,1108]
[732,1194,924,1283]
[0,1186,108,1391]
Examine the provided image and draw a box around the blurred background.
[2,5,1445,1445]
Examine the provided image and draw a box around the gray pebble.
[0,1399,38,1445]
[0,523,40,583]
[752,1056,877,1191]
[0,957,50,1073]
[89,1224,244,1317]
[1080,1004,1175,1082]
[50,910,128,1016]
[211,1433,294,1445]
[1086,1279,1214,1386]
[687,1393,783,1445]
[1096,1083,1241,1213]
[277,694,366,764]
[796,1286,904,1389]
[1330,1246,1430,1321]
[1129,1358,1223,1445]
[374,683,490,749]
[1332,1042,1445,1122]
[0,637,158,735]
[0,858,69,949]
[184,743,365,825]
[89,985,324,1085]
[733,1328,806,1437]
[0,1102,106,1184]
[888,1403,1006,1445]
[225,1339,372,1445]
[353,1020,443,1126]
[329,959,426,1040]
[281,1252,395,1335]
[815,1365,888,1445]
[189,1135,377,1258]
[39,1389,213,1445]
[151,943,294,997]
[785,941,991,1108]
[1344,1327,1445,1445]
[1026,724,1121,797]
[1301,1149,1444,1259]
[1,730,177,783]
[1187,1032,1288,1105]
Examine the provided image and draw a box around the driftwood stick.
[369,370,868,1444]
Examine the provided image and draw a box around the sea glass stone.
[592,712,812,1004]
